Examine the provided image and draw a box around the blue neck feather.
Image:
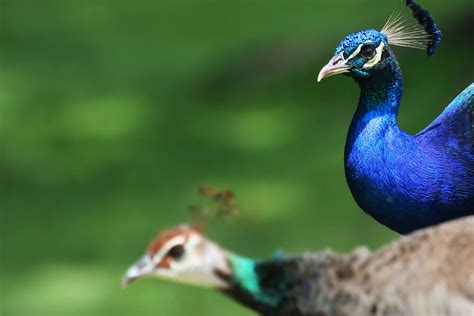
[355,59,402,119]
[346,56,405,160]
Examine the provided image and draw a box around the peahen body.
[123,216,474,316]
[318,0,474,233]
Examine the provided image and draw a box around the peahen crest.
[189,186,237,229]
[381,0,442,56]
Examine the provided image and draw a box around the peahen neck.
[220,253,282,314]
[219,251,363,315]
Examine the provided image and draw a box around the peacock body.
[318,1,474,233]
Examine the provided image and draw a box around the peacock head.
[318,0,442,83]
[318,30,393,82]
[122,225,231,289]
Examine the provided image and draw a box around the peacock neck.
[354,59,403,124]
[345,59,405,162]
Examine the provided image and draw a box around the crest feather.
[381,0,441,56]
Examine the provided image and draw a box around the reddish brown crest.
[198,186,216,197]
[190,186,237,229]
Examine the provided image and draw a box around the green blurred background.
[1,0,472,315]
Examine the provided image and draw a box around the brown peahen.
[123,216,474,316]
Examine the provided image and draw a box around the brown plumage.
[350,217,474,315]
[264,216,474,315]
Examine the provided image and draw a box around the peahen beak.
[122,255,154,287]
[317,52,350,82]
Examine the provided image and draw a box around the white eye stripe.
[363,42,385,69]
[153,235,186,263]
[347,44,363,61]
[347,40,374,61]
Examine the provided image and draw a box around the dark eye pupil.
[168,245,185,259]
[361,46,375,58]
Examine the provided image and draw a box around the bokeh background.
[1,0,473,315]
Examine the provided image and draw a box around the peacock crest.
[381,0,442,56]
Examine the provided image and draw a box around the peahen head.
[122,225,231,288]
[122,223,280,312]
[318,0,442,83]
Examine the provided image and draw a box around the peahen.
[123,216,474,316]
[317,0,474,234]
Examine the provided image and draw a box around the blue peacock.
[318,0,474,234]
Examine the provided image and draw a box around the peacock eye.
[167,245,185,260]
[360,45,376,59]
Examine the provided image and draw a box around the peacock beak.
[122,255,154,287]
[317,52,350,82]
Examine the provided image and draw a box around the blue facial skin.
[335,30,474,234]
[335,30,389,78]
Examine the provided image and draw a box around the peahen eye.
[167,245,185,260]
[360,45,376,59]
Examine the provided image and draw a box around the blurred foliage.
[1,0,473,315]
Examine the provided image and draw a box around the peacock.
[123,216,474,316]
[317,0,474,234]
